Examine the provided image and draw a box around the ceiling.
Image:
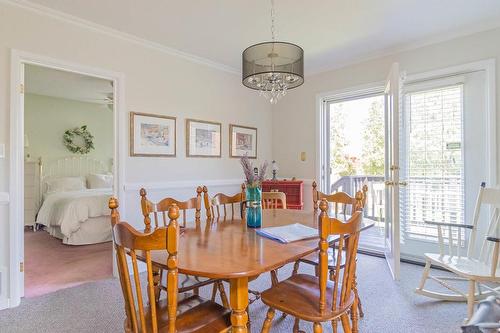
[22,0,500,75]
[25,64,113,105]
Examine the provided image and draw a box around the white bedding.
[36,188,112,240]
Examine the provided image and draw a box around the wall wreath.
[63,125,95,154]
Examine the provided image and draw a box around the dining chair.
[261,200,363,333]
[203,184,246,220]
[294,182,366,318]
[262,191,287,209]
[109,198,232,333]
[140,187,229,307]
[140,186,202,229]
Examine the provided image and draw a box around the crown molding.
[307,21,500,77]
[1,0,239,75]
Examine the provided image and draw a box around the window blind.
[401,84,464,242]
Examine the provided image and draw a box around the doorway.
[9,50,125,307]
[326,93,386,252]
[318,60,495,279]
[23,64,115,297]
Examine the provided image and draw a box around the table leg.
[229,277,249,333]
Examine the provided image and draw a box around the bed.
[35,157,113,245]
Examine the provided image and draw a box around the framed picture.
[186,119,222,157]
[130,112,176,157]
[229,124,257,159]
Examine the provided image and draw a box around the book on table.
[256,223,318,244]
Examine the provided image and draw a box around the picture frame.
[186,118,222,158]
[130,112,176,157]
[229,124,258,159]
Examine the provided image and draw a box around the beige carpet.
[0,254,467,332]
[24,230,113,297]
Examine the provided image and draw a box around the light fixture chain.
[270,0,276,41]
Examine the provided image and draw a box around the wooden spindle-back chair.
[140,187,202,229]
[109,199,231,333]
[312,180,365,215]
[294,182,367,320]
[262,191,287,209]
[203,184,246,219]
[260,200,363,333]
[139,187,229,306]
[416,183,500,321]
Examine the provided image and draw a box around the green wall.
[24,93,113,167]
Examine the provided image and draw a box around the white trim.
[124,179,244,192]
[307,24,500,76]
[124,178,315,192]
[1,0,238,75]
[8,49,126,309]
[405,59,497,188]
[315,82,386,192]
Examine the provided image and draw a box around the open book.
[256,223,318,244]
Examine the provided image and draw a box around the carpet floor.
[0,254,467,332]
[24,230,113,298]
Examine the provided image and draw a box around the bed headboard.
[39,156,110,198]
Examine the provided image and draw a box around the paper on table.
[256,223,318,244]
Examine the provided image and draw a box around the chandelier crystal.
[242,0,304,104]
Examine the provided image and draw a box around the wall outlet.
[300,151,306,161]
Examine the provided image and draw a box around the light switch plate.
[0,144,5,158]
[300,151,306,161]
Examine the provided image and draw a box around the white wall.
[25,94,114,166]
[272,27,500,198]
[0,2,272,307]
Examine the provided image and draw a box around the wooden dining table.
[147,209,374,333]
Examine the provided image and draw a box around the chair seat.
[261,274,355,322]
[425,253,500,281]
[299,248,347,269]
[137,295,231,333]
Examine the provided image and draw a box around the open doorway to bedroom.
[23,64,114,298]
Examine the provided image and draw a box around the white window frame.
[316,83,385,193]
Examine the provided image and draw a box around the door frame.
[316,82,385,192]
[9,49,126,308]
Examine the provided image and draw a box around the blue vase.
[246,186,262,228]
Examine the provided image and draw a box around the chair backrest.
[140,187,202,229]
[317,199,362,313]
[312,181,363,218]
[469,183,500,263]
[262,191,287,209]
[203,184,246,219]
[110,198,180,333]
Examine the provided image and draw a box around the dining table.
[147,208,374,333]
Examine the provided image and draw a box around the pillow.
[46,177,86,193]
[87,173,113,189]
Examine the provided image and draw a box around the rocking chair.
[415,182,500,321]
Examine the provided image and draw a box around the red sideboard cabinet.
[262,180,304,210]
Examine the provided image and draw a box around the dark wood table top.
[148,209,374,279]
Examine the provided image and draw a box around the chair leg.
[351,297,359,333]
[467,280,476,322]
[352,272,364,318]
[331,319,338,333]
[211,283,217,302]
[217,281,230,308]
[293,318,300,333]
[261,308,275,333]
[340,314,352,333]
[313,322,322,333]
[417,259,431,292]
[292,260,300,276]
